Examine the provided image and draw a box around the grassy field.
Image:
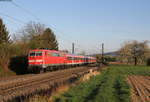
[53,65,150,102]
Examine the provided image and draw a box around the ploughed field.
[53,65,150,102]
[0,66,99,102]
[127,75,150,102]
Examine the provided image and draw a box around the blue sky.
[0,0,150,54]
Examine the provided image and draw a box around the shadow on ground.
[9,55,28,75]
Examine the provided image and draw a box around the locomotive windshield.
[29,52,35,56]
[29,51,42,56]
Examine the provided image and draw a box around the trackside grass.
[53,65,150,102]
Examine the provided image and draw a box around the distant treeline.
[96,40,150,66]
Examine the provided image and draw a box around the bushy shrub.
[0,43,29,74]
[147,58,150,66]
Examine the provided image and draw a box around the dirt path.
[127,75,150,102]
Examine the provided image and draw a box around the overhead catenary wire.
[0,12,74,52]
[10,1,61,32]
[10,1,76,46]
[0,12,26,25]
[0,12,97,54]
[11,1,79,41]
[11,1,41,21]
[0,16,23,30]
[2,1,97,53]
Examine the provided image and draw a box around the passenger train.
[28,49,96,73]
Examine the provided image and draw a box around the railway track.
[127,75,150,102]
[0,66,98,102]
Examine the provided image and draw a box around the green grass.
[53,65,150,102]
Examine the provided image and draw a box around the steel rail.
[0,66,98,102]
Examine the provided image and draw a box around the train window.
[73,57,76,60]
[52,53,60,57]
[29,52,35,56]
[36,52,42,56]
[59,54,64,57]
[29,51,42,56]
[47,52,52,56]
[67,57,71,60]
[67,57,73,60]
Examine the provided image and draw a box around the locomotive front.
[28,50,44,72]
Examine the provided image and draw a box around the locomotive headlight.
[35,60,43,62]
[29,60,34,62]
[29,60,43,62]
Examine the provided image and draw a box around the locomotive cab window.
[52,53,60,57]
[36,52,42,56]
[29,51,42,56]
[29,52,35,56]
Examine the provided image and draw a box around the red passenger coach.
[65,54,85,66]
[28,49,96,73]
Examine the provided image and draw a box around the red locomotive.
[28,49,96,73]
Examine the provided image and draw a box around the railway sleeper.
[0,69,93,102]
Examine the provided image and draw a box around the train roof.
[66,54,84,57]
[29,49,65,53]
[29,49,96,59]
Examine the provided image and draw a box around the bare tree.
[119,40,150,65]
[16,21,45,43]
[13,21,46,50]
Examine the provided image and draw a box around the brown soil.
[127,75,150,102]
